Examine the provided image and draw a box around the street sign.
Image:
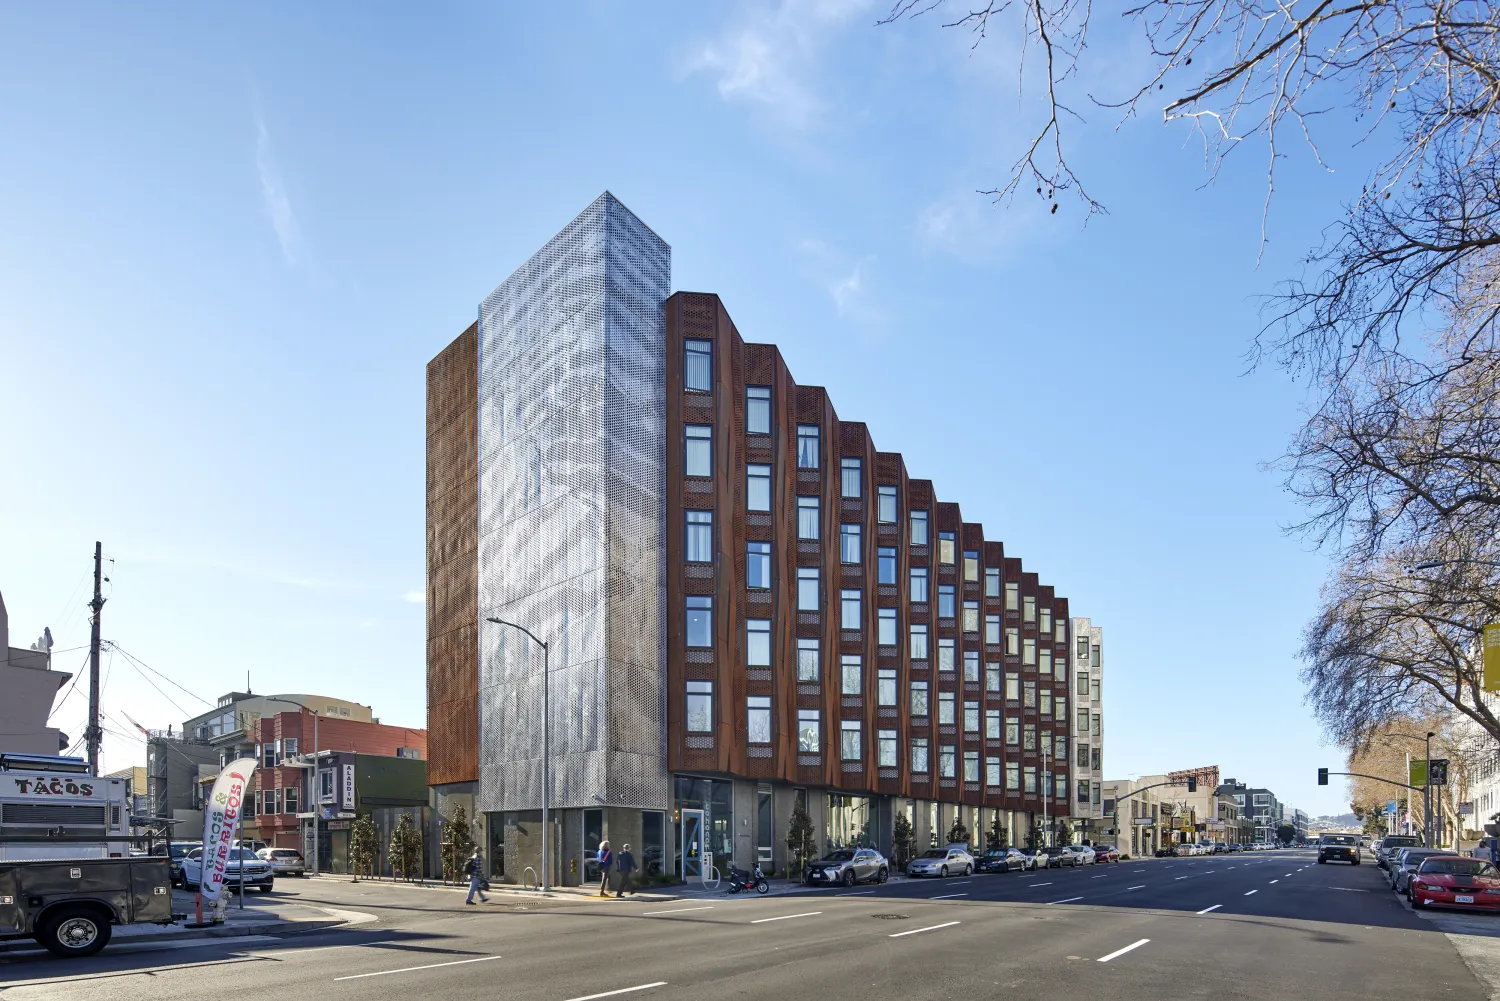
[1410,759,1428,787]
[1485,624,1500,692]
[1430,759,1449,786]
[1133,818,1153,826]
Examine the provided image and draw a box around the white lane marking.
[1244,889,1258,896]
[890,921,961,938]
[1091,875,1106,879]
[1133,868,1145,872]
[564,984,669,1001]
[1269,879,1279,884]
[750,911,822,924]
[1032,882,1053,887]
[333,956,500,980]
[1285,873,1295,876]
[1328,887,1369,892]
[643,906,713,915]
[1097,938,1151,963]
[1197,904,1222,914]
[931,892,969,899]
[837,890,875,896]
[949,880,973,885]
[1127,885,1146,890]
[1174,876,1191,880]
[1047,896,1085,905]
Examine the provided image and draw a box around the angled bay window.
[985,614,1001,645]
[937,637,955,673]
[912,737,930,773]
[910,624,928,660]
[1023,638,1036,665]
[840,457,861,498]
[747,696,772,744]
[963,550,979,583]
[685,425,712,477]
[938,584,955,618]
[797,567,820,612]
[877,546,897,584]
[910,679,929,717]
[985,708,1001,739]
[797,496,820,540]
[1023,596,1036,623]
[798,709,821,753]
[747,541,771,589]
[841,720,862,760]
[910,510,929,546]
[962,600,979,632]
[841,654,862,695]
[746,385,771,434]
[910,566,929,603]
[985,567,1000,598]
[747,464,771,512]
[840,588,862,630]
[878,607,897,645]
[963,650,979,683]
[938,691,955,725]
[840,523,862,564]
[877,485,897,523]
[1005,581,1020,612]
[939,745,956,779]
[746,619,771,667]
[964,750,979,783]
[877,668,897,706]
[938,531,955,565]
[685,596,713,647]
[685,510,712,563]
[963,700,979,733]
[684,338,712,392]
[797,637,821,681]
[686,681,713,732]
[878,729,898,768]
[797,424,820,469]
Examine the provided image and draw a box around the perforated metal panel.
[476,193,671,813]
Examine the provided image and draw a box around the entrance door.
[681,808,705,882]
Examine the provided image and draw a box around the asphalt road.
[3,849,1494,1001]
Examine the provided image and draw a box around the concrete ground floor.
[433,775,1094,888]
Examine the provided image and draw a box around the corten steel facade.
[426,194,1090,884]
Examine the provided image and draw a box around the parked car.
[907,846,973,878]
[1018,848,1051,869]
[234,839,268,855]
[1050,845,1093,867]
[159,841,201,886]
[1154,846,1177,858]
[1391,848,1451,894]
[804,847,889,887]
[976,847,1031,874]
[1409,856,1500,910]
[1227,844,1243,853]
[257,847,307,876]
[0,857,176,957]
[1092,844,1121,863]
[1170,844,1195,857]
[180,847,275,893]
[1376,834,1422,870]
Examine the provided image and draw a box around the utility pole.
[86,541,105,774]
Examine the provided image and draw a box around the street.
[3,850,1495,1000]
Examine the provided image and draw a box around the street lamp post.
[258,697,320,876]
[487,617,550,892]
[1426,731,1436,848]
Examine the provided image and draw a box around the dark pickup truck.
[0,856,177,956]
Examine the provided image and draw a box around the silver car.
[1391,848,1450,894]
[1049,845,1093,867]
[258,847,307,876]
[907,845,974,878]
[803,847,889,887]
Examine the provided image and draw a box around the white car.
[1050,845,1095,866]
[180,847,275,893]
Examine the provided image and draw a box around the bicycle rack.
[521,866,539,891]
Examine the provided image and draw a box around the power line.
[108,643,214,708]
[111,648,192,719]
[47,647,93,722]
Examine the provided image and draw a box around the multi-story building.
[0,588,70,756]
[1218,778,1282,842]
[1068,618,1104,841]
[425,193,1090,885]
[1102,778,1166,857]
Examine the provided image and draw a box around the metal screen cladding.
[476,192,671,813]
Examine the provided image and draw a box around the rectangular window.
[938,531,956,565]
[1093,713,1101,736]
[841,720,862,760]
[1022,638,1036,665]
[912,737,930,773]
[963,750,979,783]
[1005,628,1019,656]
[1040,647,1053,679]
[686,510,712,563]
[1023,766,1037,794]
[840,589,862,630]
[1074,742,1090,766]
[963,650,979,683]
[910,680,929,717]
[963,701,979,733]
[797,710,820,752]
[1006,761,1020,790]
[877,485,897,524]
[797,496,820,540]
[937,637,956,673]
[1055,622,1066,643]
[746,385,771,433]
[1093,644,1101,667]
[878,607,897,646]
[1092,746,1102,771]
[686,681,713,732]
[686,596,712,647]
[1005,673,1020,701]
[282,737,297,757]
[283,786,298,814]
[910,567,929,603]
[910,624,929,660]
[938,585,955,618]
[1058,774,1069,802]
[748,697,772,744]
[747,541,771,589]
[877,668,897,706]
[840,457,861,498]
[747,619,771,667]
[1005,718,1019,746]
[1077,672,1089,697]
[1077,636,1090,660]
[1023,723,1036,751]
[1039,608,1051,634]
[986,758,1001,787]
[962,600,979,632]
[797,638,821,681]
[797,567,819,612]
[939,745,956,778]
[1023,680,1036,708]
[910,510,929,546]
[878,729,898,768]
[747,464,771,512]
[797,424,820,469]
[685,425,712,477]
[1093,678,1101,703]
[877,546,897,585]
[841,654,862,695]
[1005,582,1020,612]
[260,743,275,768]
[1055,697,1067,723]
[1077,709,1090,733]
[985,614,1001,645]
[938,691,956,725]
[1078,779,1091,805]
[684,338,712,391]
[985,663,1000,692]
[840,523,861,564]
[1023,596,1036,623]
[1043,771,1053,799]
[1040,690,1052,716]
[963,550,979,583]
[985,567,1000,598]
[985,709,1001,740]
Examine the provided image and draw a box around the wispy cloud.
[798,238,886,330]
[254,110,301,265]
[402,589,424,605]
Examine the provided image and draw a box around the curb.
[0,916,348,955]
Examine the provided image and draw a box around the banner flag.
[199,758,257,904]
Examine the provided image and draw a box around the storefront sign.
[341,764,355,810]
[199,758,258,904]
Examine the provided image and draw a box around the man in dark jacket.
[615,843,638,897]
[464,849,488,905]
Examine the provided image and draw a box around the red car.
[1092,844,1121,863]
[1409,856,1500,910]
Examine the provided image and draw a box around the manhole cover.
[871,913,910,920]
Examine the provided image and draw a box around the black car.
[158,841,202,886]
[976,847,1030,873]
[1318,834,1361,864]
[1154,847,1177,857]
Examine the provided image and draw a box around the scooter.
[725,862,770,894]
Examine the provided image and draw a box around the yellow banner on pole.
[1484,624,1500,692]
[1410,759,1428,788]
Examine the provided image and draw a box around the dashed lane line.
[1197,904,1222,914]
[564,984,669,1001]
[1244,890,1258,896]
[890,921,962,938]
[750,911,823,924]
[1127,885,1146,890]
[1097,938,1151,963]
[333,956,501,981]
[931,893,969,899]
[1047,896,1085,905]
[643,906,713,916]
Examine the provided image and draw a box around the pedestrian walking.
[596,840,613,896]
[615,843,637,897]
[464,848,489,905]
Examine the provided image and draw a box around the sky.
[0,1,1384,817]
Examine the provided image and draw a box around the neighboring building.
[1103,778,1167,857]
[1292,807,1310,842]
[144,729,220,838]
[1168,765,1220,791]
[1068,619,1104,841]
[425,193,1087,885]
[1218,778,1282,843]
[0,589,70,756]
[104,765,148,816]
[297,750,430,875]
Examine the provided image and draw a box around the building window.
[963,701,979,733]
[985,709,1001,739]
[748,696,772,744]
[686,681,713,732]
[1022,638,1036,665]
[747,619,771,667]
[1023,596,1036,623]
[684,339,712,391]
[797,567,819,612]
[797,496,820,540]
[841,720,862,760]
[1092,746,1102,771]
[912,738,930,773]
[1005,582,1020,612]
[1077,636,1090,660]
[1093,678,1101,702]
[878,729,898,768]
[963,550,979,583]
[985,615,1001,645]
[986,758,1001,787]
[910,567,929,603]
[1040,608,1052,634]
[1077,672,1089,698]
[746,385,771,433]
[1093,713,1101,736]
[877,546,896,584]
[963,650,979,683]
[685,425,712,477]
[907,682,930,720]
[985,567,1000,598]
[1005,718,1019,745]
[940,745,957,779]
[1005,672,1020,701]
[962,600,979,632]
[1040,648,1053,678]
[1023,767,1037,794]
[938,531,955,565]
[840,589,862,630]
[797,424,820,469]
[1040,690,1052,716]
[747,464,771,511]
[1093,644,1101,667]
[1093,784,1102,806]
[1055,734,1067,762]
[1056,621,1066,644]
[797,638,821,681]
[910,510,929,546]
[910,624,929,660]
[938,691,956,725]
[260,743,275,768]
[985,663,1000,692]
[1077,708,1090,733]
[1006,762,1020,790]
[877,668,897,706]
[1005,628,1019,656]
[878,485,897,524]
[840,523,862,564]
[797,710,821,752]
[963,750,980,783]
[841,654,862,695]
[1055,697,1067,723]
[1022,680,1036,708]
[1078,779,1091,805]
[841,457,861,498]
[283,786,298,814]
[747,542,771,589]
[878,607,897,645]
[686,596,712,647]
[938,585,955,618]
[686,510,712,563]
[1023,723,1036,751]
[937,638,955,673]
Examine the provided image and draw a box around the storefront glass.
[827,794,872,848]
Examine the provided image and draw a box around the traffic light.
[1187,777,1197,792]
[1430,759,1449,786]
[1318,768,1328,786]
